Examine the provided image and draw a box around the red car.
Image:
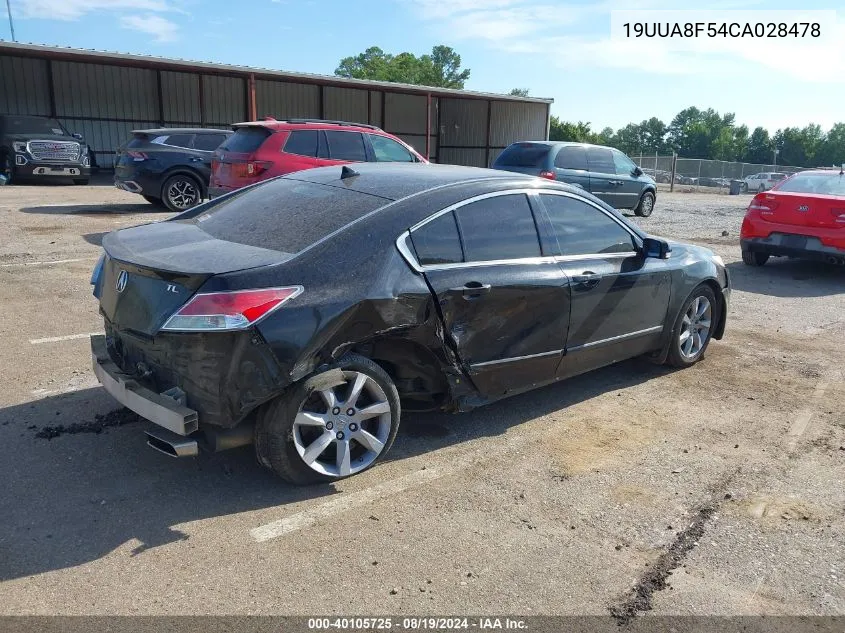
[209,118,426,197]
[740,169,845,266]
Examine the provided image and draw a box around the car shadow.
[726,259,844,298]
[20,203,167,216]
[0,356,677,582]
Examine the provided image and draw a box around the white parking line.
[787,370,840,451]
[0,257,92,267]
[251,468,443,542]
[30,332,100,345]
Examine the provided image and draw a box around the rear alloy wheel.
[162,174,201,212]
[634,191,655,217]
[256,354,400,485]
[667,285,717,367]
[742,250,769,266]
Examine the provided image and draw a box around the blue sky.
[2,0,844,134]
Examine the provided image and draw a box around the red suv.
[209,118,426,197]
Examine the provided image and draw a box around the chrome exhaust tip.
[146,427,198,458]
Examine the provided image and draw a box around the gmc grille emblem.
[115,270,128,293]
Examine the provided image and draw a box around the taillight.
[232,161,272,179]
[748,195,778,214]
[127,151,148,161]
[539,170,556,180]
[161,286,303,332]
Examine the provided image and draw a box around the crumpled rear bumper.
[91,334,198,436]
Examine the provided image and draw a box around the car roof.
[132,128,232,135]
[282,163,546,201]
[503,140,617,151]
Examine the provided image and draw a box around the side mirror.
[642,237,671,259]
[72,132,83,140]
[633,166,643,177]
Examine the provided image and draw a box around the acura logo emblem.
[115,270,128,293]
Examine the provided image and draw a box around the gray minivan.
[492,141,657,217]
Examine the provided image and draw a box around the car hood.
[6,133,84,143]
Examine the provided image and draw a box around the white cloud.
[119,13,179,42]
[406,0,845,84]
[15,0,173,21]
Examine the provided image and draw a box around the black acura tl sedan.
[90,163,729,484]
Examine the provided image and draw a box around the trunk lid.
[99,221,290,336]
[758,191,845,229]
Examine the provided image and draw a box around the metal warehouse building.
[0,42,552,170]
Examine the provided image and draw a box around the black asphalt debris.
[34,408,141,439]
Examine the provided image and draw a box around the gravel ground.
[0,179,842,618]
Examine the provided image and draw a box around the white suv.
[743,172,788,193]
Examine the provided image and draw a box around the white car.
[743,172,788,193]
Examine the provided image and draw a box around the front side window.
[540,194,636,256]
[454,194,541,262]
[612,151,637,176]
[586,147,616,174]
[325,131,367,161]
[370,135,415,162]
[410,212,463,265]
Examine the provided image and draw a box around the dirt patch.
[34,407,141,439]
[729,497,827,523]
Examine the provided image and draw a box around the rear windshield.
[775,172,845,196]
[189,178,387,253]
[3,115,67,135]
[495,143,551,167]
[219,127,271,153]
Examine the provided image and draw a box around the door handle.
[449,281,491,299]
[572,272,602,287]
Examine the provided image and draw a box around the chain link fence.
[632,154,815,192]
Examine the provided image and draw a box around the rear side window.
[157,134,194,149]
[284,130,319,157]
[554,146,587,170]
[540,194,635,256]
[193,133,228,151]
[410,212,463,265]
[586,147,616,174]
[494,143,551,167]
[370,135,415,162]
[326,131,366,161]
[220,127,271,153]
[192,178,385,253]
[455,194,540,262]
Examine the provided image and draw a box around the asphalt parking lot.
[0,179,843,617]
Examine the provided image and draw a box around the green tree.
[508,88,530,97]
[746,127,772,164]
[815,123,845,167]
[549,117,597,143]
[335,45,471,89]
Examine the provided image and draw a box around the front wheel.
[666,285,717,368]
[1,153,14,185]
[634,191,655,217]
[255,354,401,485]
[162,174,202,212]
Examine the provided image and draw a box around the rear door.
[534,192,671,378]
[323,130,368,165]
[586,146,621,207]
[410,192,571,398]
[553,145,590,190]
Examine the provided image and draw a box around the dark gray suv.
[493,141,657,217]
